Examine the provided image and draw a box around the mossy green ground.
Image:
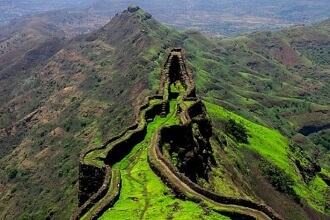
[100,100,228,220]
[204,101,329,214]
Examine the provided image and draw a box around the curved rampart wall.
[105,102,163,165]
[73,97,164,219]
[153,135,281,219]
[82,169,121,220]
[74,47,283,220]
[148,87,283,220]
[72,165,111,219]
[78,164,107,206]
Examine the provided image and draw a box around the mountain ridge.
[0,6,329,219]
[0,7,159,219]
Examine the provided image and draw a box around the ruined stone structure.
[157,48,214,182]
[73,48,282,220]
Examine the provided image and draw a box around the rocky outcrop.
[148,48,283,220]
[158,117,213,182]
[158,48,213,182]
[127,5,140,13]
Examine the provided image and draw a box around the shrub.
[224,119,248,143]
[7,168,18,180]
[259,159,296,196]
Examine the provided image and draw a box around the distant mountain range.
[0,0,93,23]
[1,0,330,36]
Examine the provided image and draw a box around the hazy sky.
[1,0,329,35]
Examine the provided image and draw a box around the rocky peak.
[127,5,140,13]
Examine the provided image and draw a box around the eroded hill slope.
[0,7,173,219]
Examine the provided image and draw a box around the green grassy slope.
[95,14,330,217]
[0,6,329,219]
[142,16,330,219]
[177,23,330,218]
[205,101,329,216]
[0,7,182,220]
[99,100,227,220]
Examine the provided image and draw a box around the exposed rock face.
[127,5,140,13]
[159,48,213,182]
[160,120,213,182]
[126,5,152,19]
